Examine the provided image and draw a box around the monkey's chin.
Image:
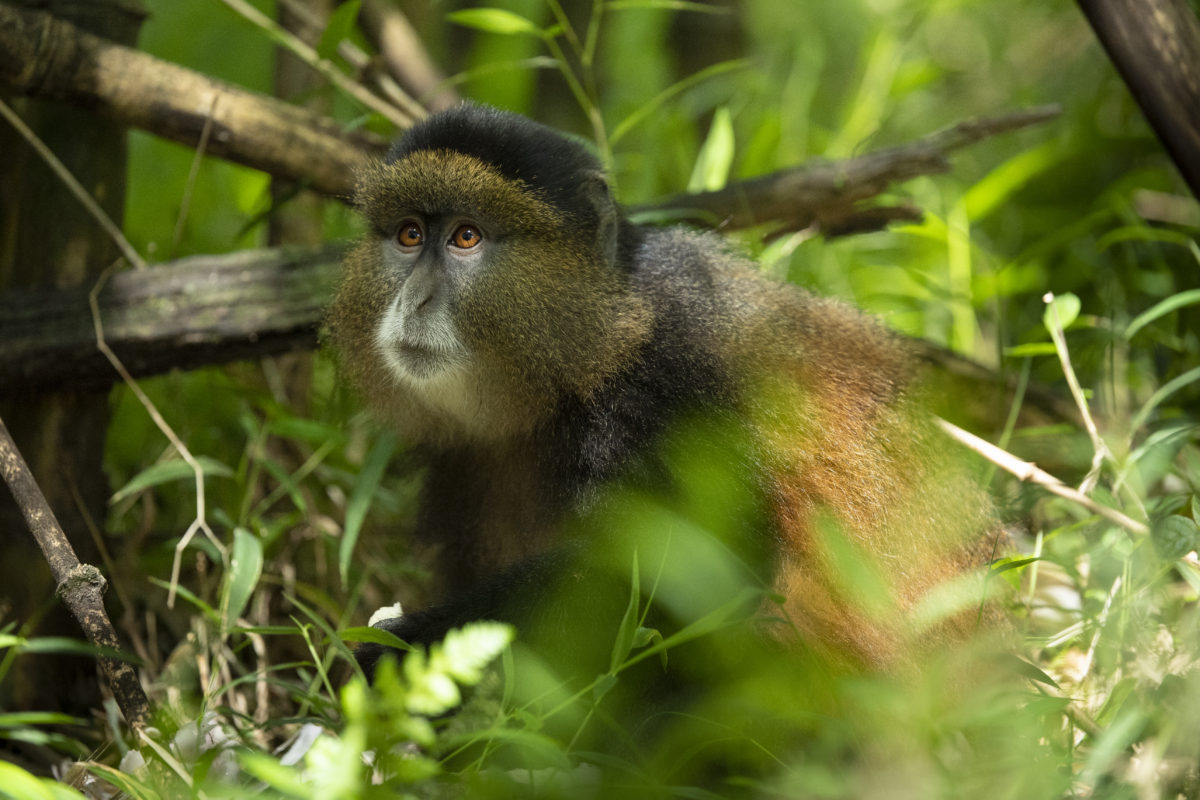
[382,341,462,382]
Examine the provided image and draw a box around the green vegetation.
[2,0,1199,798]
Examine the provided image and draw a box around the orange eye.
[451,225,482,250]
[396,221,423,248]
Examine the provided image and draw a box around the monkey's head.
[328,105,653,441]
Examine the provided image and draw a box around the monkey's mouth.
[386,340,456,380]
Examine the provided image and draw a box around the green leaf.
[0,712,83,728]
[315,0,361,60]
[221,527,263,630]
[82,762,161,800]
[1124,288,1200,340]
[1151,515,1200,562]
[687,107,735,193]
[1004,342,1057,358]
[404,651,461,715]
[339,432,396,587]
[1130,365,1200,432]
[0,761,89,800]
[240,751,311,796]
[447,8,544,36]
[963,140,1058,222]
[337,625,414,651]
[1042,292,1080,332]
[609,550,641,672]
[1000,654,1060,688]
[440,622,515,685]
[989,556,1041,576]
[110,457,232,505]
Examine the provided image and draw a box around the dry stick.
[359,0,460,111]
[0,415,151,730]
[936,418,1149,536]
[635,105,1063,235]
[89,269,226,607]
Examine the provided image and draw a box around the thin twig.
[89,267,226,607]
[1043,292,1111,493]
[169,93,221,261]
[936,418,1149,536]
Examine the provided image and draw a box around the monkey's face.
[373,213,481,383]
[332,149,652,438]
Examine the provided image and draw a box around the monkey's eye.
[396,221,424,248]
[450,225,482,250]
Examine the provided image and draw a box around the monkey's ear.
[579,171,620,266]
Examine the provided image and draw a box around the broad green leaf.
[1042,292,1080,332]
[447,8,544,36]
[110,457,232,505]
[315,0,361,60]
[221,527,263,630]
[339,432,396,586]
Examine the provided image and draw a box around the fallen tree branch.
[0,246,342,392]
[0,2,384,198]
[634,105,1063,235]
[0,244,1083,442]
[0,413,151,729]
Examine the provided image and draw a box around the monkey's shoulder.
[630,225,917,404]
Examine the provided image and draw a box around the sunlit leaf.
[687,107,735,193]
[447,8,544,36]
[1042,292,1080,331]
[440,622,515,685]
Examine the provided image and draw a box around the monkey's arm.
[355,542,602,681]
